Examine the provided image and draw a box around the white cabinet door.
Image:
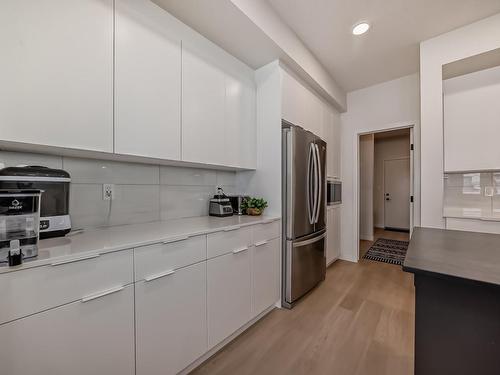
[207,249,252,348]
[182,46,226,166]
[115,0,181,160]
[0,285,135,375]
[326,206,341,264]
[332,110,341,179]
[0,0,113,152]
[225,75,257,168]
[252,238,279,316]
[135,262,207,375]
[281,69,308,129]
[324,107,335,178]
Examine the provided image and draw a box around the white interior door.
[384,158,410,230]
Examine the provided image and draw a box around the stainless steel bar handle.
[292,232,326,247]
[314,144,322,223]
[307,143,315,225]
[311,143,319,225]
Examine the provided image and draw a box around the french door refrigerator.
[282,120,326,308]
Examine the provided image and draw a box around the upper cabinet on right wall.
[443,65,500,172]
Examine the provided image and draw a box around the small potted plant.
[242,197,268,216]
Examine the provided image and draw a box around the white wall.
[373,135,411,228]
[443,65,500,172]
[359,134,374,240]
[340,73,420,262]
[420,13,500,230]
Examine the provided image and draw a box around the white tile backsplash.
[216,170,237,186]
[160,185,213,220]
[63,157,159,185]
[160,166,216,186]
[0,151,238,230]
[69,184,110,229]
[109,185,160,226]
[444,171,499,220]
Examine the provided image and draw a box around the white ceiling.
[267,0,500,91]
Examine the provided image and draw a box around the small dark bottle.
[8,240,23,267]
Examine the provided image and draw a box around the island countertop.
[403,226,500,286]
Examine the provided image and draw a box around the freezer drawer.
[285,230,326,306]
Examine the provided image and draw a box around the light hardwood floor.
[192,255,415,375]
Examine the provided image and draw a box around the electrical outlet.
[103,184,114,201]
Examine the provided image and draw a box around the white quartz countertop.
[1,215,280,274]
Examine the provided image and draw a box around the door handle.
[81,285,125,303]
[232,246,249,254]
[307,143,315,225]
[314,144,322,223]
[144,269,176,282]
[51,252,100,266]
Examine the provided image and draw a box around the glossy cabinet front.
[0,285,135,375]
[0,220,280,375]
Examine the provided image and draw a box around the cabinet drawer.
[207,226,252,258]
[253,220,280,244]
[134,235,206,282]
[0,249,133,325]
[0,285,134,375]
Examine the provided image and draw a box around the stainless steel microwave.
[327,180,342,205]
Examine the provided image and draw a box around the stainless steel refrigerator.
[282,120,326,308]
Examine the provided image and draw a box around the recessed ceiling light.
[352,22,370,35]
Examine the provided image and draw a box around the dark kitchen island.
[403,227,500,375]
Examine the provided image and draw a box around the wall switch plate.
[103,184,114,201]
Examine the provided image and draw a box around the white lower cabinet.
[252,238,280,316]
[135,262,207,375]
[207,249,252,348]
[0,285,135,375]
[327,207,341,264]
[0,222,281,375]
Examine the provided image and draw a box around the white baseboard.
[360,234,374,241]
[179,304,277,374]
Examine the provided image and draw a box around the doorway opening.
[358,128,413,260]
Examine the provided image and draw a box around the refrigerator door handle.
[314,144,322,223]
[307,143,315,225]
[292,231,326,247]
[311,143,319,225]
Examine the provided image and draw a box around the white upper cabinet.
[1,0,256,169]
[443,66,500,172]
[0,0,113,152]
[114,0,181,160]
[182,39,257,169]
[182,46,227,166]
[281,69,324,139]
[225,75,257,169]
[332,110,341,179]
[323,103,341,179]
